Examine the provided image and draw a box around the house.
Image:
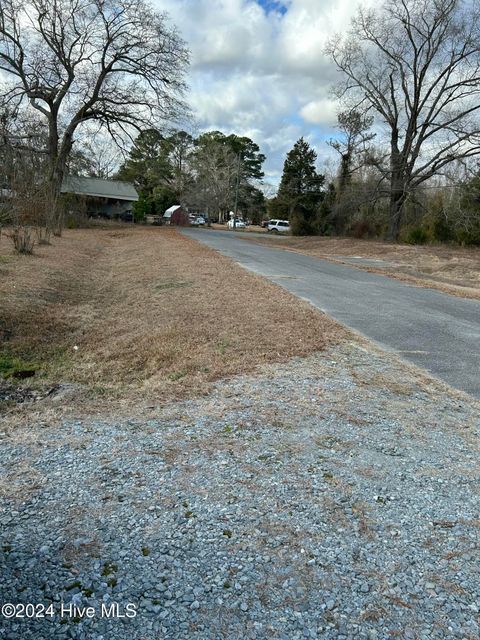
[61,176,138,220]
[163,204,189,226]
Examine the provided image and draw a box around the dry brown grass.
[210,223,267,234]
[0,226,346,413]
[250,235,480,299]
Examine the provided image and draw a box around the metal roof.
[61,176,139,201]
[164,205,182,217]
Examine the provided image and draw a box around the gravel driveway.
[1,343,479,640]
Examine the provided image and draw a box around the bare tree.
[163,130,194,205]
[0,0,189,233]
[189,139,239,219]
[68,135,123,179]
[327,0,480,240]
[0,108,52,250]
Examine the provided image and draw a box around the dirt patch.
[249,236,480,299]
[0,227,346,416]
[0,380,40,411]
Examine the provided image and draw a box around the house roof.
[61,176,139,201]
[164,205,182,217]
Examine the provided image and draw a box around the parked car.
[227,219,246,229]
[267,219,290,233]
[190,216,206,226]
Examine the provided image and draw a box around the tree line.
[114,129,266,224]
[2,0,480,249]
[325,0,480,244]
[270,125,480,246]
[0,0,188,250]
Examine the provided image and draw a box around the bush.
[455,226,480,246]
[36,225,52,245]
[60,194,91,228]
[405,226,429,244]
[350,219,374,239]
[133,195,149,222]
[10,225,35,254]
[431,216,454,242]
[65,215,79,229]
[290,212,316,236]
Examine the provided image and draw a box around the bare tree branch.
[0,0,190,233]
[327,0,480,239]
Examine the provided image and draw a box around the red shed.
[164,205,189,226]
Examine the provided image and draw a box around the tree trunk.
[338,151,351,195]
[46,120,60,234]
[36,225,52,245]
[387,191,405,241]
[48,169,64,236]
[387,134,406,242]
[47,120,73,237]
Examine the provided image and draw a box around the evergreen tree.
[239,183,266,224]
[117,129,173,194]
[117,128,179,219]
[224,134,265,181]
[276,138,324,235]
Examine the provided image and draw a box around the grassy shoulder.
[0,227,346,412]
[248,235,480,299]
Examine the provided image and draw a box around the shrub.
[455,226,480,246]
[431,216,454,242]
[405,226,429,244]
[36,225,52,245]
[350,219,373,239]
[133,195,149,222]
[290,212,315,235]
[65,215,79,229]
[10,225,35,254]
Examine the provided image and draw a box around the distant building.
[61,176,138,220]
[163,204,189,226]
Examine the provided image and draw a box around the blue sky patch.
[256,0,288,16]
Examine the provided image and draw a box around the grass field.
[248,235,480,299]
[0,226,346,413]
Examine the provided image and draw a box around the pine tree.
[276,138,324,235]
[117,129,177,220]
[117,129,173,194]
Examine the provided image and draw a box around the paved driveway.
[182,228,480,399]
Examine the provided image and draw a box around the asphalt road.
[182,228,480,399]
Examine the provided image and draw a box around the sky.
[154,0,373,186]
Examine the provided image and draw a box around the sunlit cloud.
[154,0,370,184]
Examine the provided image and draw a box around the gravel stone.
[0,344,478,639]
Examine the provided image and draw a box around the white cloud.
[154,0,371,183]
[300,98,338,127]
